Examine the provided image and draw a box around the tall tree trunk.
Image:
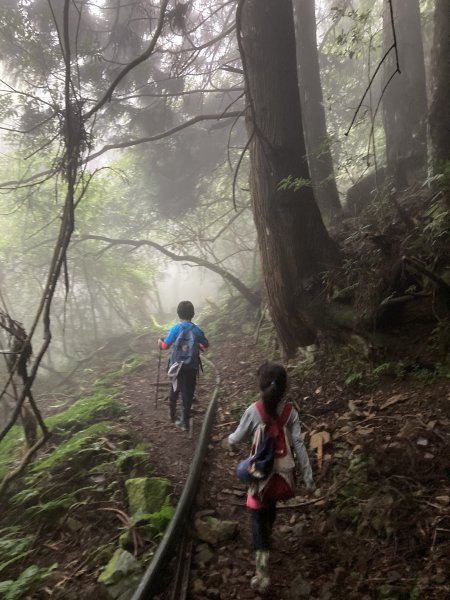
[238,0,339,356]
[429,0,450,165]
[382,0,428,188]
[292,0,341,217]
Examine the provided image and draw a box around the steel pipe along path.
[131,357,220,600]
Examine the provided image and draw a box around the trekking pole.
[155,346,162,409]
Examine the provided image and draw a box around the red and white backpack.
[249,401,296,502]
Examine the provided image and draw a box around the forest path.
[123,331,450,600]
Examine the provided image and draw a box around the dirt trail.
[124,334,450,600]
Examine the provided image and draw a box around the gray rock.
[207,571,222,586]
[195,516,238,546]
[192,578,206,594]
[97,548,142,600]
[194,543,215,566]
[292,522,305,537]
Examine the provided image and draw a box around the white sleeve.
[228,405,256,445]
[289,409,314,488]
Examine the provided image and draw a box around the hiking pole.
[155,346,162,410]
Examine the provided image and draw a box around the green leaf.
[0,563,58,600]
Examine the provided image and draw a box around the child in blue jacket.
[158,301,208,431]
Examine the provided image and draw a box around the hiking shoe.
[251,550,270,592]
[250,574,270,593]
[175,420,188,432]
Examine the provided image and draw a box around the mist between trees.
[0,0,449,490]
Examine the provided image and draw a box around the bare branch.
[77,234,261,306]
[84,0,171,120]
[84,111,243,160]
[0,111,243,190]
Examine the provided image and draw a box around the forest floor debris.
[0,327,449,599]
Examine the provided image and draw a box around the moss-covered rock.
[98,548,142,599]
[194,516,238,546]
[118,531,134,551]
[124,500,173,543]
[98,549,141,585]
[125,477,172,520]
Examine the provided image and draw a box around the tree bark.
[429,0,450,165]
[237,0,339,356]
[382,0,428,188]
[292,0,341,217]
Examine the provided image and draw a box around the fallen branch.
[278,495,328,509]
[403,256,450,293]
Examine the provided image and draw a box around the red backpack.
[250,401,296,502]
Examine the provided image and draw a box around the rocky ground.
[123,332,450,600]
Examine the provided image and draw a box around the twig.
[215,420,238,428]
[345,44,395,137]
[345,0,401,138]
[278,495,328,509]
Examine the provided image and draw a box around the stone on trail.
[194,515,238,546]
[192,578,207,594]
[194,542,215,566]
[288,575,312,599]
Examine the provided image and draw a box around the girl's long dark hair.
[257,362,287,419]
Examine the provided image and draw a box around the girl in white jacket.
[227,362,314,592]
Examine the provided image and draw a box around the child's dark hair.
[177,300,195,320]
[257,362,287,418]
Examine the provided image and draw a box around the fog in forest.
[1,0,449,597]
[0,0,442,391]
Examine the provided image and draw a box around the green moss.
[94,354,146,387]
[333,503,362,526]
[45,390,123,435]
[33,421,116,473]
[133,497,175,541]
[377,584,421,600]
[25,493,77,517]
[0,427,25,480]
[0,529,34,575]
[9,488,40,508]
[0,563,58,600]
[410,363,450,383]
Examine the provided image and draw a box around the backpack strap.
[279,403,293,426]
[255,400,292,425]
[255,400,269,424]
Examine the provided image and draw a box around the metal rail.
[131,358,220,600]
[170,536,193,600]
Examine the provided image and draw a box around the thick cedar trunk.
[292,0,341,216]
[382,0,428,188]
[238,0,339,356]
[429,0,450,164]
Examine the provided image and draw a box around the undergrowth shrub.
[0,428,24,480]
